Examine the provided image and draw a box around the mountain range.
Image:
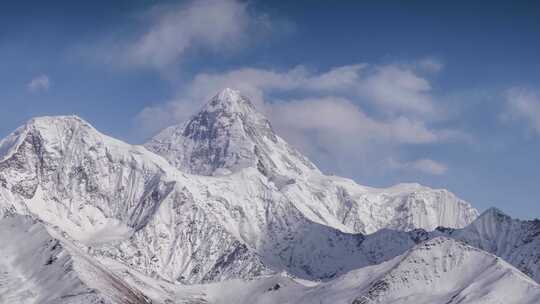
[0,88,538,303]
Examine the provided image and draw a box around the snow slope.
[440,207,540,283]
[296,237,540,304]
[0,214,151,304]
[168,237,540,304]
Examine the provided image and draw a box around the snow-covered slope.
[0,215,151,304]
[440,207,540,283]
[0,215,105,304]
[169,237,540,304]
[296,237,540,304]
[90,167,428,283]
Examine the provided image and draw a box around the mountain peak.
[478,207,511,221]
[216,87,241,102]
[0,115,96,162]
[145,89,318,176]
[204,88,257,116]
[31,115,97,133]
[28,114,85,124]
[194,88,272,141]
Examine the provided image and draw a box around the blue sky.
[0,0,539,219]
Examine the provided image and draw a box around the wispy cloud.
[359,65,437,116]
[387,158,448,175]
[91,0,271,69]
[27,74,50,92]
[128,0,251,68]
[503,87,540,135]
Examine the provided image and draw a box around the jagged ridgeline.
[0,89,538,304]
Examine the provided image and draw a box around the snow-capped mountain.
[0,89,479,283]
[0,115,177,238]
[0,88,537,304]
[145,88,317,179]
[146,88,479,234]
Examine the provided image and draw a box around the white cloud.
[91,0,269,69]
[268,97,440,147]
[27,74,50,92]
[137,98,202,138]
[163,63,442,116]
[265,97,457,176]
[388,158,448,175]
[359,65,436,116]
[130,0,251,68]
[504,87,540,135]
[304,64,367,91]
